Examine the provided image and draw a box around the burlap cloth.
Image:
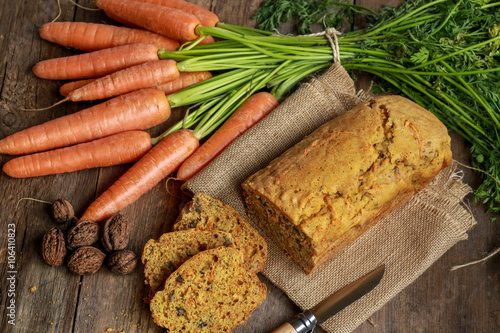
[183,64,476,333]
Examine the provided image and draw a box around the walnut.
[66,220,100,250]
[67,246,105,275]
[41,228,67,267]
[106,250,138,275]
[101,213,130,252]
[50,199,75,224]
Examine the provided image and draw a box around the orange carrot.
[67,59,179,101]
[0,89,170,155]
[80,129,199,222]
[33,43,159,80]
[155,71,212,95]
[196,35,215,45]
[39,22,180,52]
[104,11,141,28]
[3,131,152,178]
[177,92,279,181]
[134,0,219,27]
[95,0,201,41]
[61,71,210,98]
[59,78,97,97]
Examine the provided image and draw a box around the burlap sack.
[184,64,476,333]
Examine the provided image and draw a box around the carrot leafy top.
[158,0,500,213]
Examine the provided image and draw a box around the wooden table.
[0,1,498,332]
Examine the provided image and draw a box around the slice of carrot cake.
[150,247,266,332]
[142,229,235,302]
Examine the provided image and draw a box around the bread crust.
[242,95,452,274]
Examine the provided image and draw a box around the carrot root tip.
[51,0,62,23]
[164,176,183,198]
[15,197,52,211]
[68,0,101,11]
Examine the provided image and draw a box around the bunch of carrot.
[1,0,282,223]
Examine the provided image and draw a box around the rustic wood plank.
[0,1,100,333]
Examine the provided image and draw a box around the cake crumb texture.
[142,229,236,302]
[173,193,267,273]
[150,247,267,332]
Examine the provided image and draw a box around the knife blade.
[271,265,385,333]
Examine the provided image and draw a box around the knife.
[271,265,385,333]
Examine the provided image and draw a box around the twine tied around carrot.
[303,27,342,64]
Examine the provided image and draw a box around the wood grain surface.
[0,1,498,332]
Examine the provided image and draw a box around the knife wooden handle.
[271,322,298,333]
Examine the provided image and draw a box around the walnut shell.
[50,199,75,224]
[67,246,105,275]
[41,228,67,267]
[101,213,130,252]
[66,220,100,250]
[106,250,138,275]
